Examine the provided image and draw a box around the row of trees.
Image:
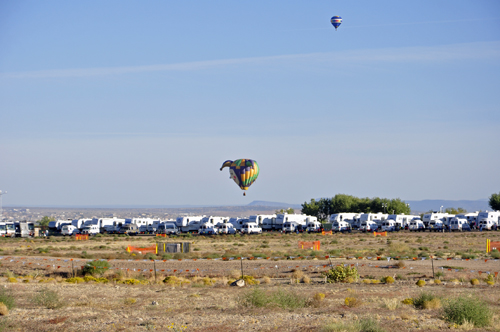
[301,194,411,221]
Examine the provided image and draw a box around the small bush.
[433,279,442,285]
[383,298,399,310]
[413,292,438,309]
[322,318,385,332]
[470,278,480,286]
[242,275,259,285]
[292,269,304,280]
[324,264,359,283]
[301,275,311,284]
[124,298,137,305]
[0,289,14,311]
[402,298,413,305]
[416,280,426,287]
[239,288,308,310]
[443,296,492,327]
[7,278,16,283]
[0,303,8,316]
[344,296,363,308]
[32,288,64,309]
[65,277,85,284]
[82,260,111,276]
[490,249,500,259]
[422,298,441,309]
[383,276,395,284]
[395,261,405,269]
[261,276,272,284]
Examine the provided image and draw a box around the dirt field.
[1,231,500,331]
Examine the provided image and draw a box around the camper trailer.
[456,212,479,229]
[241,222,262,234]
[218,223,236,234]
[275,213,307,231]
[229,218,249,231]
[422,213,450,228]
[478,211,500,230]
[249,214,276,231]
[381,220,397,232]
[332,221,351,232]
[198,223,219,235]
[175,216,205,233]
[409,219,425,231]
[449,217,471,231]
[387,214,419,229]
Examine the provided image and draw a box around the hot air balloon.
[220,159,259,196]
[331,16,342,30]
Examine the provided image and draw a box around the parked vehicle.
[198,223,219,235]
[229,217,249,232]
[422,213,450,228]
[175,216,205,233]
[456,212,479,229]
[409,219,425,231]
[157,222,179,235]
[81,225,100,235]
[387,214,419,229]
[332,221,351,232]
[15,221,30,237]
[0,222,6,236]
[147,219,164,234]
[117,223,139,235]
[329,213,358,224]
[61,225,79,236]
[428,220,445,232]
[241,222,262,234]
[306,221,323,233]
[360,220,378,232]
[275,214,307,231]
[249,214,276,231]
[449,217,471,231]
[478,211,500,230]
[282,221,305,233]
[218,223,236,234]
[381,220,397,232]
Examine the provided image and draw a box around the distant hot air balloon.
[220,159,259,196]
[331,16,342,30]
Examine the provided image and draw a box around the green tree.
[275,208,295,214]
[38,216,55,227]
[445,207,467,214]
[489,192,500,211]
[301,199,320,220]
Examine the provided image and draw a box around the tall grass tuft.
[32,288,64,309]
[322,318,385,332]
[443,296,492,328]
[0,288,15,310]
[239,288,309,310]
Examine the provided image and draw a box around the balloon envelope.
[331,16,342,30]
[220,159,259,191]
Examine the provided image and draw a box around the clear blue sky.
[1,1,499,207]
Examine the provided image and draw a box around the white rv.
[175,216,205,233]
[478,211,500,230]
[241,222,262,234]
[81,225,100,235]
[61,225,79,236]
[381,220,397,232]
[360,220,378,232]
[332,221,351,232]
[218,223,236,234]
[306,220,322,233]
[4,222,16,237]
[157,222,179,235]
[456,212,479,228]
[88,218,126,233]
[200,216,229,227]
[275,213,307,231]
[72,219,91,230]
[126,218,154,233]
[249,214,276,231]
[387,214,419,229]
[229,217,249,231]
[147,219,164,233]
[409,219,425,231]
[422,213,450,228]
[198,223,219,235]
[449,217,471,232]
[359,213,388,227]
[329,213,358,223]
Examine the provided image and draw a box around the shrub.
[413,292,439,309]
[402,298,413,305]
[433,279,442,285]
[383,298,399,310]
[7,278,17,283]
[239,288,309,310]
[65,277,85,284]
[239,288,270,308]
[242,275,259,285]
[470,278,480,285]
[292,269,304,280]
[124,298,137,305]
[0,303,8,316]
[32,288,63,309]
[383,276,395,284]
[416,280,426,287]
[423,298,441,309]
[0,289,15,310]
[490,249,500,259]
[344,296,363,308]
[324,264,359,283]
[443,296,492,327]
[322,318,385,332]
[261,276,272,284]
[82,260,111,276]
[395,261,405,269]
[301,276,311,284]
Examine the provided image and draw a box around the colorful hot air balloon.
[331,16,342,30]
[220,159,259,196]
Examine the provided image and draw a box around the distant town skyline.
[1,1,499,206]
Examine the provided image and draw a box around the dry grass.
[382,298,399,310]
[0,303,8,316]
[422,298,441,310]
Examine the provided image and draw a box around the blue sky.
[1,1,499,207]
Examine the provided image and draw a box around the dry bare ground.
[1,231,500,331]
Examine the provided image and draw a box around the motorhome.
[387,214,419,229]
[329,213,358,224]
[359,213,389,228]
[157,222,179,235]
[0,222,6,236]
[72,219,91,230]
[61,225,79,236]
[282,221,305,233]
[306,220,323,233]
[275,214,307,231]
[332,221,350,232]
[147,219,165,234]
[125,218,153,233]
[48,220,71,235]
[218,223,236,234]
[5,222,16,237]
[86,218,126,234]
[449,217,471,231]
[359,220,378,232]
[381,220,397,232]
[241,222,262,234]
[409,219,425,231]
[456,212,479,229]
[422,213,450,228]
[249,214,276,231]
[14,221,30,237]
[428,219,445,232]
[81,225,100,235]
[117,223,139,235]
[175,216,205,233]
[198,222,219,235]
[200,216,229,227]
[229,218,249,231]
[478,211,500,230]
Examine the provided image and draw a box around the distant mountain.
[406,199,491,213]
[247,201,303,209]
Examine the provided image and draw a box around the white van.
[282,221,303,233]
[409,219,425,231]
[306,221,322,233]
[478,211,500,230]
[157,223,179,235]
[229,218,249,232]
[360,220,378,232]
[81,225,100,235]
[449,217,471,231]
[381,220,396,232]
[332,221,350,232]
[241,222,262,234]
[198,223,218,235]
[218,223,236,234]
[61,225,79,236]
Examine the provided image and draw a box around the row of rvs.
[45,213,321,236]
[0,221,35,237]
[326,211,500,232]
